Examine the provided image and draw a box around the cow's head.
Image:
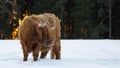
[32,14,57,47]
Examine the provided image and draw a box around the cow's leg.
[54,41,61,59]
[21,42,28,61]
[33,44,41,61]
[51,47,61,59]
[55,46,61,59]
[40,51,49,59]
[51,49,55,59]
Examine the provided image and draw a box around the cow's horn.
[49,19,57,30]
[50,25,56,30]
[38,22,46,28]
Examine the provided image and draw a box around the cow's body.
[18,13,61,61]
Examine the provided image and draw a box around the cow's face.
[32,14,58,47]
[41,25,52,46]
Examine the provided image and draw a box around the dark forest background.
[0,0,120,39]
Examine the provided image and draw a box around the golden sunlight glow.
[13,16,17,20]
[12,10,17,15]
[12,13,29,39]
[12,28,18,39]
[13,0,16,3]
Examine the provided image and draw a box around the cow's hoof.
[34,58,38,61]
[23,59,27,61]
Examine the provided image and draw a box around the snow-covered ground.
[0,40,120,68]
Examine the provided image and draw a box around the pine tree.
[62,0,75,39]
[0,0,15,39]
[112,0,120,39]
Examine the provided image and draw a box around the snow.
[0,40,120,68]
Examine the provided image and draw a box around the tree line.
[0,0,120,39]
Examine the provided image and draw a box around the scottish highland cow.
[18,13,61,61]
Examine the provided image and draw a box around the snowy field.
[0,40,120,68]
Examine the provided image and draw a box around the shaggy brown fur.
[18,13,61,61]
